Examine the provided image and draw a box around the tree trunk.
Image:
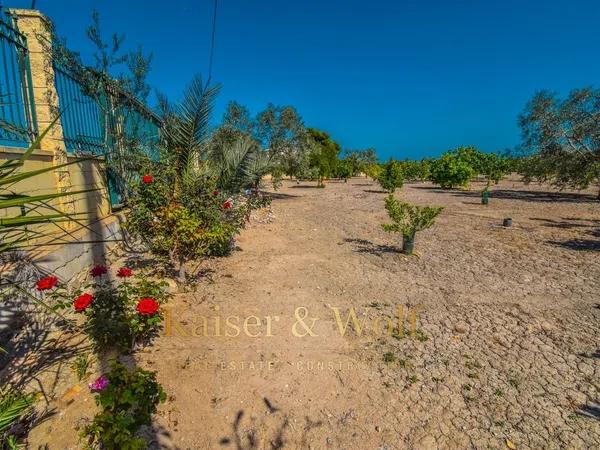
[178,258,186,285]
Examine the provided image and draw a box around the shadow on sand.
[412,185,599,204]
[219,397,323,449]
[344,238,400,255]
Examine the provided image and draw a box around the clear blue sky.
[7,0,600,159]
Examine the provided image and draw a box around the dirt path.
[140,178,600,450]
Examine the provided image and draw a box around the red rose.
[90,265,108,277]
[212,190,220,196]
[117,267,133,278]
[136,298,159,316]
[222,200,232,210]
[73,293,93,312]
[36,275,58,291]
[142,174,153,184]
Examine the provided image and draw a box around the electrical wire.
[207,0,218,83]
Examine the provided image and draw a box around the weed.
[383,352,396,363]
[71,354,93,381]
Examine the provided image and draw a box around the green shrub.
[37,266,170,351]
[335,159,353,182]
[382,195,443,254]
[124,175,246,282]
[400,159,431,181]
[0,389,35,447]
[430,153,474,188]
[82,363,166,450]
[377,160,404,193]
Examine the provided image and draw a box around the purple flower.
[89,375,109,392]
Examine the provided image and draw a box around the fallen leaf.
[506,438,517,449]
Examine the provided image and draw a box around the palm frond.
[162,76,221,176]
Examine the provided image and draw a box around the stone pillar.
[9,9,75,218]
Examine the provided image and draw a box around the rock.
[540,321,555,332]
[453,322,469,333]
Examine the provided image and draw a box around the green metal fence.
[0,9,36,147]
[52,60,161,207]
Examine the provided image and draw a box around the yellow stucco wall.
[0,8,112,241]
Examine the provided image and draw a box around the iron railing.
[0,10,36,147]
[53,63,161,156]
[53,64,106,154]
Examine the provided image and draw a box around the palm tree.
[158,76,220,196]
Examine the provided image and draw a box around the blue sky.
[7,0,600,159]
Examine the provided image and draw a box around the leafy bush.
[479,152,511,187]
[335,159,353,182]
[400,159,431,181]
[382,195,443,254]
[307,128,341,187]
[125,77,270,282]
[82,363,166,450]
[37,266,170,351]
[377,160,404,193]
[0,389,35,448]
[125,173,246,282]
[365,163,382,181]
[429,153,474,188]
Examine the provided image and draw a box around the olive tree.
[518,87,600,199]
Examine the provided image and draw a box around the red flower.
[117,267,133,278]
[36,275,58,291]
[212,190,220,196]
[136,298,159,316]
[90,265,108,277]
[222,200,232,210]
[142,174,153,184]
[73,293,93,312]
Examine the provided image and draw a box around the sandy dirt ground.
[27,177,600,449]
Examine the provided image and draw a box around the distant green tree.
[307,128,341,187]
[430,152,475,188]
[377,159,404,193]
[479,152,511,187]
[255,104,307,179]
[335,159,353,182]
[518,88,600,199]
[401,159,431,181]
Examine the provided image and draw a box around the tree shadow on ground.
[344,238,400,255]
[219,397,322,449]
[146,421,180,449]
[267,192,300,200]
[547,228,600,251]
[548,238,600,251]
[290,184,322,189]
[531,217,600,229]
[412,185,599,203]
[363,189,388,194]
[578,403,600,421]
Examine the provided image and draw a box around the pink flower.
[90,265,108,277]
[222,200,232,210]
[36,275,58,291]
[89,375,109,392]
